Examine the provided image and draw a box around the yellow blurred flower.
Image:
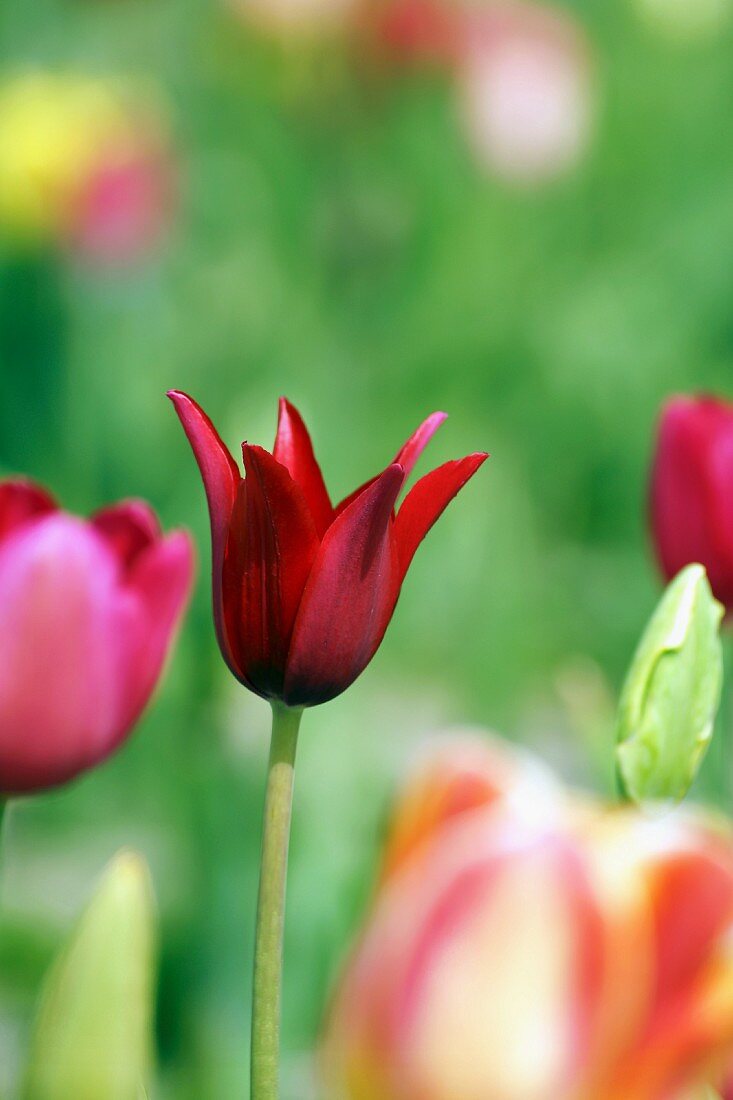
[0,72,171,261]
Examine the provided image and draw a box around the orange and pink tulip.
[323,737,733,1100]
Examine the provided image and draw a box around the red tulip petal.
[223,444,319,699]
[333,474,380,520]
[334,412,448,518]
[394,411,448,478]
[92,500,161,571]
[273,398,333,538]
[167,390,241,668]
[284,463,405,707]
[394,453,488,577]
[0,479,57,542]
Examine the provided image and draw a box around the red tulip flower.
[169,392,487,708]
[650,395,733,612]
[0,480,193,794]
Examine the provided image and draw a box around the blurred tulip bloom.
[169,392,487,708]
[457,2,594,183]
[324,737,733,1100]
[0,480,193,793]
[650,395,733,614]
[0,72,173,265]
[364,0,593,182]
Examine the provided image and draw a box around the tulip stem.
[251,702,303,1100]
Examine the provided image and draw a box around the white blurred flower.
[457,3,594,183]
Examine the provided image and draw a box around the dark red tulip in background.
[0,480,193,793]
[650,395,733,613]
[169,392,487,707]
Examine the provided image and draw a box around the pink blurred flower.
[68,136,174,268]
[650,395,733,615]
[457,2,594,183]
[0,480,194,794]
[323,737,733,1100]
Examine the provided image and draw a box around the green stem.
[250,703,303,1100]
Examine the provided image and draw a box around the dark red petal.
[92,500,161,571]
[284,464,405,707]
[0,479,57,542]
[394,453,488,577]
[223,445,320,699]
[273,398,333,538]
[167,390,241,670]
[333,412,447,518]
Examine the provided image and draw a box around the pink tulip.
[69,138,174,268]
[323,737,733,1100]
[0,480,194,794]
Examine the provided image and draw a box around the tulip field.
[2,0,733,1098]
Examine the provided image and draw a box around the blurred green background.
[2,0,733,1095]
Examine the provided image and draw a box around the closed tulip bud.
[23,851,156,1100]
[616,563,723,805]
[323,737,733,1100]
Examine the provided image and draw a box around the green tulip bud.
[23,850,156,1100]
[616,563,724,804]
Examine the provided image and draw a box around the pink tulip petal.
[92,499,162,570]
[118,529,195,732]
[0,479,57,543]
[0,516,129,792]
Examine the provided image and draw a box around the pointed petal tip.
[394,412,450,478]
[277,395,304,420]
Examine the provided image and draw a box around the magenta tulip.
[650,395,733,611]
[0,479,194,794]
